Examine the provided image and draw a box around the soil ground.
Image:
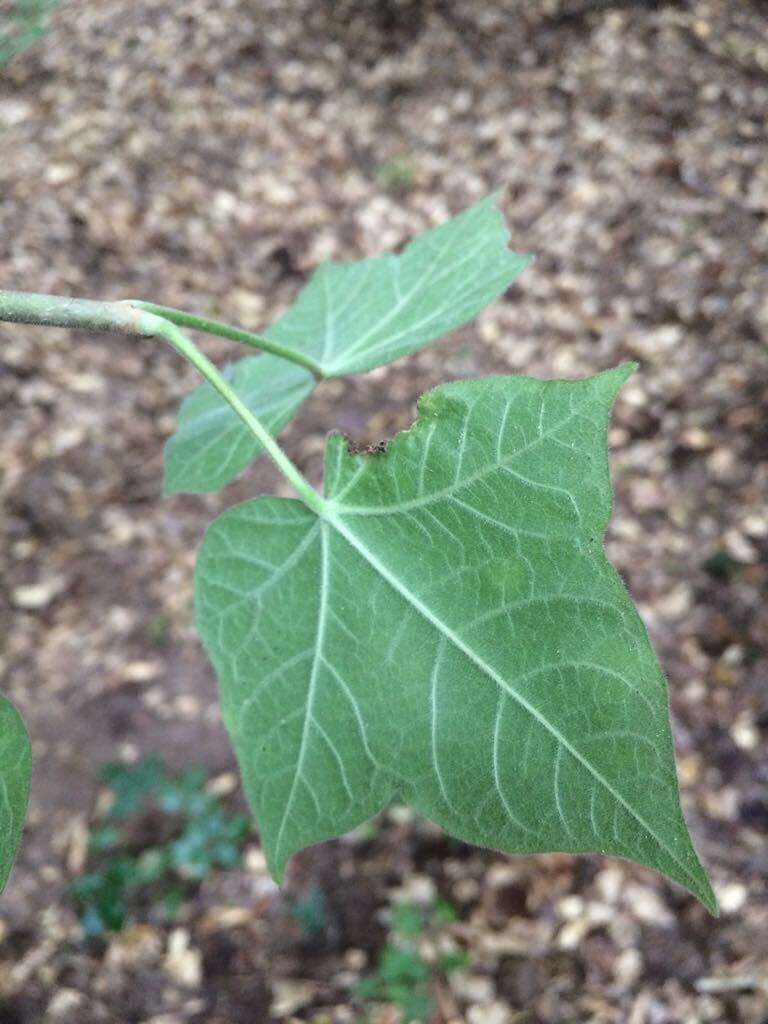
[0,1,767,1021]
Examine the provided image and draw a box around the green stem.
[138,310,325,513]
[0,289,325,513]
[0,290,150,335]
[127,300,324,380]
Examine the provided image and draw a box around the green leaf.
[165,195,530,494]
[264,193,531,378]
[0,0,60,67]
[101,756,165,819]
[194,366,715,912]
[0,695,32,893]
[391,902,425,938]
[436,950,471,974]
[163,356,314,495]
[431,899,458,926]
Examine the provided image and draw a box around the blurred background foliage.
[0,0,60,66]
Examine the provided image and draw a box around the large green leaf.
[0,695,31,893]
[194,366,715,911]
[165,195,531,494]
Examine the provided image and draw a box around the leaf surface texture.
[195,367,714,910]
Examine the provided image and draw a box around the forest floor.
[0,1,767,1021]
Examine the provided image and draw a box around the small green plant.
[289,883,328,938]
[70,757,249,936]
[377,158,416,197]
[355,899,469,1023]
[0,0,59,66]
[0,195,716,914]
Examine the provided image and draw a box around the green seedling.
[377,158,416,197]
[355,899,470,1023]
[290,884,328,938]
[70,757,249,936]
[0,0,59,66]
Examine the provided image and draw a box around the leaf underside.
[164,194,531,494]
[0,695,31,893]
[195,366,715,912]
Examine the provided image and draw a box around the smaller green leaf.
[88,825,120,853]
[101,756,165,820]
[391,902,424,938]
[263,193,532,378]
[290,884,328,936]
[163,356,314,495]
[135,847,169,884]
[71,857,135,936]
[165,195,530,495]
[431,899,458,926]
[436,950,471,974]
[0,694,31,894]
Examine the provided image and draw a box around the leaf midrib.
[321,215,463,370]
[322,509,702,895]
[273,522,330,867]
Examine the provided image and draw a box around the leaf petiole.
[136,309,325,514]
[125,300,325,380]
[0,290,324,514]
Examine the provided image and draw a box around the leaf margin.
[0,694,32,895]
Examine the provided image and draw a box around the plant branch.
[0,289,325,513]
[126,300,325,380]
[0,290,150,335]
[138,310,325,512]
